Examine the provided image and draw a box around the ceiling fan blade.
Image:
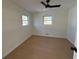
[48,5,61,8]
[41,2,47,6]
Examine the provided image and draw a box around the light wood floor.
[4,35,73,59]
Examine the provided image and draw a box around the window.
[22,15,29,26]
[44,16,52,25]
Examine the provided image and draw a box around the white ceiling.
[12,0,76,13]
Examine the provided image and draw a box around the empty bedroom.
[2,0,77,59]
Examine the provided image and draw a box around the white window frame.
[22,15,29,26]
[43,16,52,25]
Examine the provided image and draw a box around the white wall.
[2,0,32,57]
[67,5,77,44]
[32,9,68,38]
[67,5,77,59]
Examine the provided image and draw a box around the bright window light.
[44,16,52,25]
[22,15,28,26]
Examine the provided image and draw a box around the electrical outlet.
[46,33,49,35]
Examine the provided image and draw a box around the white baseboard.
[33,34,67,39]
[3,34,32,58]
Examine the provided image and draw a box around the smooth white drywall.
[2,0,32,57]
[32,10,68,38]
[67,5,77,59]
[67,5,77,44]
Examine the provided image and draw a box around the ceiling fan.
[41,0,61,8]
